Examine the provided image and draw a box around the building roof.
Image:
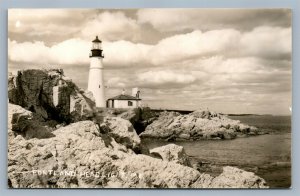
[92,36,102,43]
[107,94,141,101]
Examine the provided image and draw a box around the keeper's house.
[106,88,142,109]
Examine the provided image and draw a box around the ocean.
[142,115,291,188]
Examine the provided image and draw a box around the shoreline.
[141,131,291,188]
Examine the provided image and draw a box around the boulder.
[117,108,139,123]
[140,111,181,139]
[8,103,33,133]
[150,144,191,167]
[100,117,141,152]
[117,107,159,134]
[112,154,212,188]
[8,69,95,123]
[210,166,268,188]
[8,103,55,139]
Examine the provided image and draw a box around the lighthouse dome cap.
[92,36,102,43]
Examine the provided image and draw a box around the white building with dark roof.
[106,88,142,109]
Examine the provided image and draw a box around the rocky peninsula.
[140,110,264,141]
[7,69,268,188]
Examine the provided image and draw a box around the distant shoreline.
[148,108,290,117]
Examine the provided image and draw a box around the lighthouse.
[88,36,105,107]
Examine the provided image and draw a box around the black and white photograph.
[7,8,291,188]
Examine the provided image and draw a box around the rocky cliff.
[8,69,95,123]
[140,110,262,141]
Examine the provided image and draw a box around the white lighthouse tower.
[88,36,105,107]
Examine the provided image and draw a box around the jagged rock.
[112,154,212,188]
[8,103,55,139]
[210,166,268,188]
[150,144,191,167]
[101,117,141,152]
[8,69,95,123]
[140,109,260,140]
[8,103,33,133]
[117,107,158,134]
[117,108,139,123]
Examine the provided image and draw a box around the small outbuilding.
[106,88,142,109]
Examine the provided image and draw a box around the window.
[128,101,133,106]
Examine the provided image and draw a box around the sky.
[8,9,292,115]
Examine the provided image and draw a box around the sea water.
[142,115,291,188]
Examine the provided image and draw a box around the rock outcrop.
[8,104,268,188]
[100,117,141,152]
[150,144,191,167]
[8,103,33,133]
[8,69,95,123]
[210,166,268,188]
[117,107,158,134]
[8,103,55,139]
[140,109,261,141]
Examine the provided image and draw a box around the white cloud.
[50,39,90,64]
[8,38,90,65]
[149,26,291,65]
[106,77,126,88]
[240,26,291,58]
[8,26,291,70]
[8,39,50,63]
[138,70,196,86]
[8,38,153,67]
[104,41,152,66]
[150,29,241,65]
[81,11,140,41]
[189,56,264,74]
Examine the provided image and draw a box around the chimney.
[132,87,139,98]
[122,89,125,95]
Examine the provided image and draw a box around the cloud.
[8,9,91,42]
[150,29,241,65]
[8,38,90,65]
[80,11,140,41]
[137,70,196,88]
[9,25,291,71]
[8,38,153,67]
[186,55,291,83]
[104,41,152,66]
[137,9,291,32]
[240,26,291,59]
[106,77,126,88]
[8,25,291,70]
[188,56,264,74]
[150,26,290,65]
[7,9,292,115]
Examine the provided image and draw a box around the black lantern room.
[90,36,104,58]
